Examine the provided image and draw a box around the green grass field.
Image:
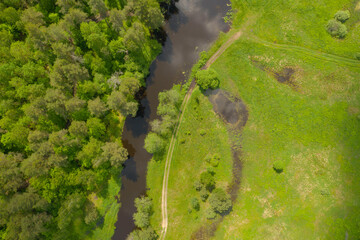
[146,0,360,239]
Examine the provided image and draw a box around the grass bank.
[148,0,360,239]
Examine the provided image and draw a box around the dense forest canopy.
[0,0,167,239]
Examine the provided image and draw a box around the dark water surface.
[113,1,230,239]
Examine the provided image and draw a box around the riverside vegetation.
[0,0,168,239]
[145,0,360,239]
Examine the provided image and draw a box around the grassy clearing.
[148,0,360,239]
[147,88,233,239]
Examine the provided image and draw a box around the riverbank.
[147,0,360,239]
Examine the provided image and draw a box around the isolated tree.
[334,10,350,23]
[196,68,220,90]
[208,188,232,214]
[144,133,166,154]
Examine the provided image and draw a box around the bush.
[205,208,217,219]
[200,171,215,191]
[334,10,350,23]
[355,53,360,60]
[326,19,347,38]
[190,197,200,211]
[208,188,232,214]
[273,160,285,173]
[193,180,202,191]
[199,188,209,202]
[144,133,166,155]
[199,129,206,136]
[195,69,220,90]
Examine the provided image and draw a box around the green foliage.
[326,19,347,38]
[132,197,153,229]
[193,180,202,191]
[195,68,220,90]
[127,227,157,240]
[208,188,232,214]
[0,0,164,238]
[190,197,200,211]
[86,118,106,139]
[199,188,209,202]
[334,10,350,23]
[273,160,285,173]
[144,132,166,155]
[205,208,217,219]
[200,171,215,191]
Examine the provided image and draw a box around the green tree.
[144,133,166,154]
[89,0,108,19]
[200,171,215,191]
[127,227,157,240]
[326,19,347,38]
[208,188,232,214]
[69,121,88,139]
[0,153,25,196]
[195,68,220,90]
[86,117,106,139]
[334,10,350,23]
[88,97,108,117]
[92,142,128,168]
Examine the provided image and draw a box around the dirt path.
[159,29,243,240]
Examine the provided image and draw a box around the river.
[112,0,230,239]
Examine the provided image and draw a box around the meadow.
[146,0,360,239]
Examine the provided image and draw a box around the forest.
[0,0,167,239]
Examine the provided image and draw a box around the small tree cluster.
[129,197,157,240]
[144,87,182,156]
[133,196,152,229]
[195,68,220,90]
[326,10,350,39]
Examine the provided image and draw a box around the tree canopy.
[0,0,164,238]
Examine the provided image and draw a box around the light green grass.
[147,0,360,239]
[147,88,233,239]
[211,30,360,240]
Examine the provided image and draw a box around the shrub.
[326,19,347,38]
[334,10,350,23]
[208,188,232,214]
[193,180,202,191]
[200,171,215,191]
[199,129,206,136]
[195,69,220,90]
[355,53,360,60]
[273,160,285,173]
[205,208,217,219]
[199,188,209,202]
[190,197,200,211]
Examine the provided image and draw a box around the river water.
[113,0,230,239]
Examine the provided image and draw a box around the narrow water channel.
[113,1,230,239]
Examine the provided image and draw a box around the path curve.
[159,30,243,240]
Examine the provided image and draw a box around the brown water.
[112,1,230,239]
